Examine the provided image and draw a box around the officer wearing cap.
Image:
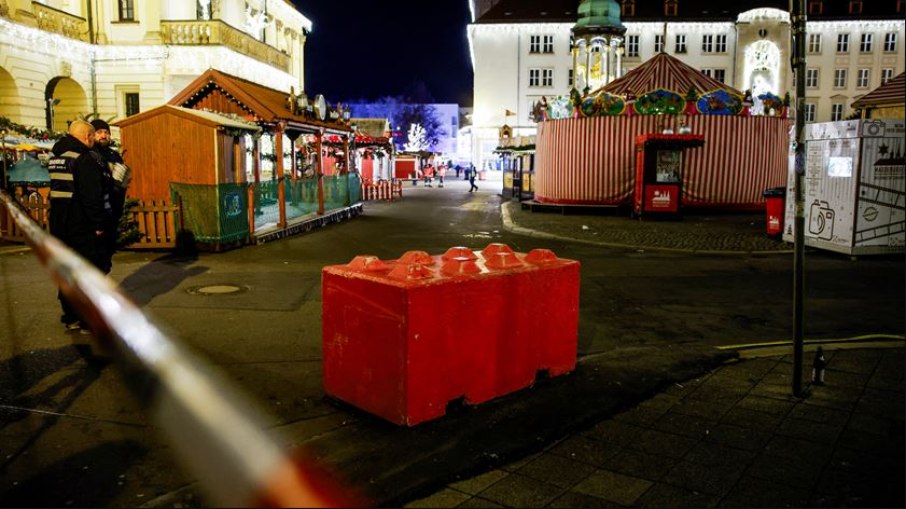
[90,118,129,272]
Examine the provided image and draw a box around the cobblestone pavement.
[502,201,791,254]
[405,347,905,508]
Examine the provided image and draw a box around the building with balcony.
[467,0,905,171]
[0,0,311,133]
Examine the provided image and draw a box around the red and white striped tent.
[602,52,741,98]
[535,54,789,209]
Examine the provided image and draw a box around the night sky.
[291,0,474,106]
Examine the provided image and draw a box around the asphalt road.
[1,178,903,506]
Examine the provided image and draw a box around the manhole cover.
[187,284,246,296]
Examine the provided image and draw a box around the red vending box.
[322,245,580,426]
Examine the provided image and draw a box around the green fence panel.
[218,183,250,243]
[348,173,362,204]
[323,175,349,212]
[286,178,319,219]
[253,180,280,229]
[170,182,249,244]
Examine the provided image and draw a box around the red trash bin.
[763,187,786,237]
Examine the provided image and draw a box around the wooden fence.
[1,195,179,249]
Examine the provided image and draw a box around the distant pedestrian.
[437,164,445,188]
[468,165,478,192]
[454,164,461,179]
[811,347,827,385]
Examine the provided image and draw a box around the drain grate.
[187,284,246,296]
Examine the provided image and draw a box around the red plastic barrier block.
[322,244,580,426]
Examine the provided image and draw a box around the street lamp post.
[790,0,807,398]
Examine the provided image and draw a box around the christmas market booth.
[533,53,790,210]
[349,118,394,182]
[496,129,536,201]
[141,68,362,249]
[115,105,262,249]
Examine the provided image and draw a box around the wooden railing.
[160,20,290,72]
[128,200,179,249]
[33,2,89,42]
[1,196,179,250]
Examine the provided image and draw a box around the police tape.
[0,190,363,507]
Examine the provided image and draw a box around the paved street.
[1,178,904,507]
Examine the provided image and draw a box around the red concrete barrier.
[322,244,580,426]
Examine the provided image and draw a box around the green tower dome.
[573,0,626,37]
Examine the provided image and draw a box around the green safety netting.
[170,182,250,244]
[285,178,320,220]
[348,173,362,204]
[322,175,349,211]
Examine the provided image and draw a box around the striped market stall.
[534,53,790,210]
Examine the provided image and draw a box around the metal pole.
[790,0,807,397]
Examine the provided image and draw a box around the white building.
[0,0,311,133]
[467,0,906,170]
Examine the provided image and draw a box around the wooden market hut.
[116,105,261,247]
[349,118,394,181]
[165,69,362,244]
[852,72,905,120]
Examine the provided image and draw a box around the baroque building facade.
[467,0,905,170]
[0,0,311,133]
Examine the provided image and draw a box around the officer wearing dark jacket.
[48,120,115,330]
[90,118,127,268]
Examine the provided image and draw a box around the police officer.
[48,120,114,331]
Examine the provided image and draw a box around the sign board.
[783,118,905,255]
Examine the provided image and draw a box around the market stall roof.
[852,72,905,110]
[7,155,49,184]
[115,105,262,131]
[602,52,743,97]
[167,68,351,133]
[351,118,390,138]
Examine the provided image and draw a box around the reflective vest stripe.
[50,190,74,198]
[49,172,74,181]
[61,151,81,158]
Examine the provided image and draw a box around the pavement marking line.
[732,340,905,359]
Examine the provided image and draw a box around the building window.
[834,69,847,88]
[808,33,822,53]
[857,68,870,88]
[881,68,894,83]
[806,68,819,88]
[622,0,635,17]
[805,103,816,122]
[664,0,678,16]
[860,33,872,53]
[530,35,554,54]
[831,103,844,121]
[568,69,574,87]
[808,0,823,15]
[675,34,686,54]
[836,33,849,53]
[543,35,554,53]
[703,68,726,83]
[884,33,897,52]
[118,0,135,21]
[848,0,863,14]
[654,34,664,53]
[715,34,727,53]
[702,34,713,53]
[530,68,553,87]
[898,0,905,14]
[542,68,553,87]
[626,35,639,57]
[124,92,140,116]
